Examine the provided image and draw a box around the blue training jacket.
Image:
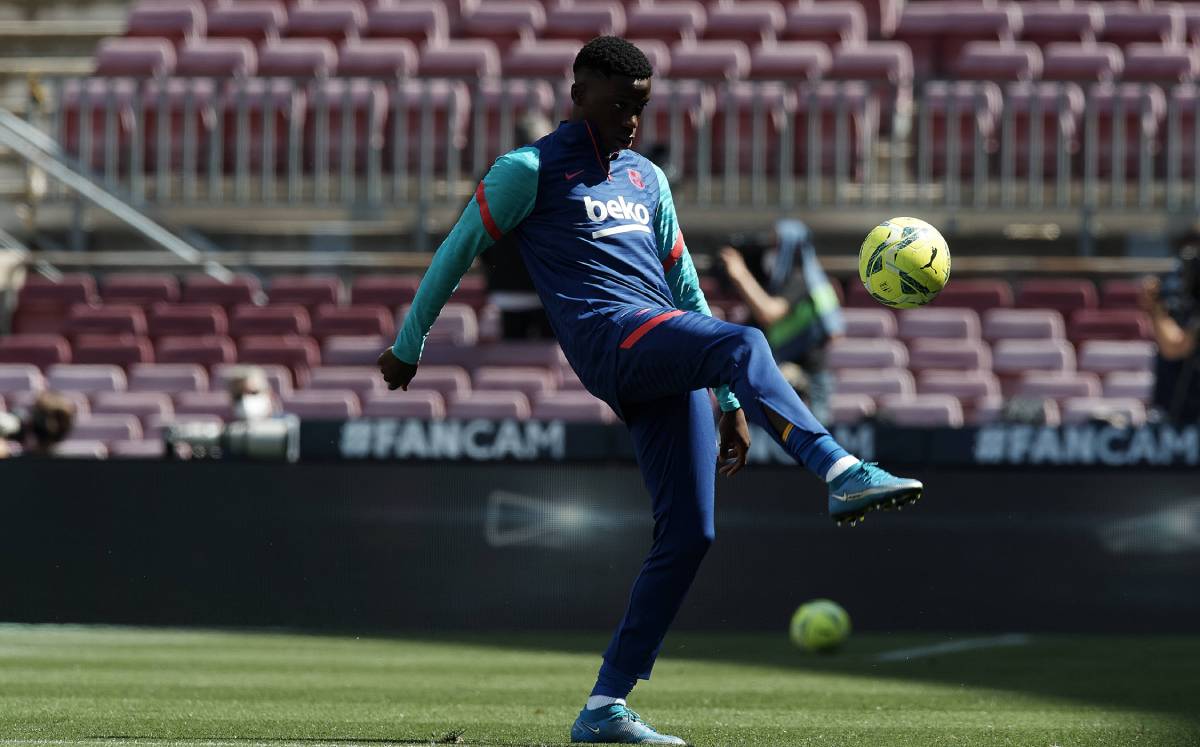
[393,119,740,414]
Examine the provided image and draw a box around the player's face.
[576,75,652,155]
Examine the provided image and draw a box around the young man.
[378,37,923,745]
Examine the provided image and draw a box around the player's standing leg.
[571,389,714,745]
[616,309,923,525]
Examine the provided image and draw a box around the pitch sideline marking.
[873,633,1032,662]
[0,740,423,747]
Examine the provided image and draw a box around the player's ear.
[570,80,587,108]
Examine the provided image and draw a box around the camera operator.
[0,391,76,458]
[1142,243,1200,424]
[717,220,844,424]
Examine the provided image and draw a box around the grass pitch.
[1,624,1197,747]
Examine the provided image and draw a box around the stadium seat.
[1061,396,1147,425]
[385,79,471,175]
[64,305,148,338]
[829,392,876,424]
[1100,279,1143,309]
[503,39,580,79]
[827,43,912,136]
[19,275,98,306]
[418,40,501,78]
[257,39,339,78]
[983,308,1066,340]
[47,364,127,394]
[59,78,137,172]
[268,276,343,310]
[0,364,44,397]
[918,80,1003,177]
[230,305,311,338]
[1098,2,1183,51]
[148,304,228,338]
[181,275,263,308]
[92,391,174,425]
[827,338,909,369]
[0,335,72,368]
[476,79,557,160]
[110,440,167,459]
[175,39,258,77]
[283,1,366,45]
[207,1,286,45]
[780,2,865,46]
[1121,43,1199,85]
[128,363,208,394]
[790,81,878,180]
[835,368,916,397]
[637,79,713,177]
[1017,371,1102,401]
[95,38,177,78]
[351,275,420,308]
[238,336,322,385]
[336,39,418,78]
[460,1,545,53]
[1067,309,1151,343]
[909,337,992,372]
[747,41,831,81]
[1019,2,1102,49]
[669,41,751,81]
[626,2,706,43]
[898,308,981,340]
[624,39,672,78]
[155,335,237,369]
[1042,42,1123,83]
[542,2,625,41]
[878,393,965,428]
[308,366,383,398]
[280,390,361,419]
[362,2,448,45]
[1103,370,1153,400]
[1087,82,1166,179]
[396,303,477,346]
[894,4,1019,80]
[124,1,205,46]
[992,339,1076,377]
[312,305,394,340]
[6,390,89,417]
[73,335,155,367]
[531,392,615,423]
[709,81,794,176]
[100,273,180,305]
[841,308,897,338]
[474,366,555,399]
[213,363,294,397]
[1002,81,1086,178]
[53,440,110,459]
[70,413,142,442]
[918,369,1000,399]
[173,390,234,418]
[304,78,389,174]
[1018,279,1099,315]
[953,41,1043,82]
[703,1,785,45]
[11,302,73,335]
[321,336,389,366]
[1077,340,1154,374]
[447,391,531,419]
[362,389,445,419]
[405,365,472,400]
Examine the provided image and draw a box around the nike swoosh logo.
[583,724,600,734]
[565,169,584,180]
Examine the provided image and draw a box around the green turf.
[1,624,1197,747]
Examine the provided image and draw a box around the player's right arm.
[380,147,539,390]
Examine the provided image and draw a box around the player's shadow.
[371,629,1200,727]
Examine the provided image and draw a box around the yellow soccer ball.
[858,217,951,308]
[790,599,852,653]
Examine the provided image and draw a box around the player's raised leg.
[615,309,923,526]
[572,389,714,745]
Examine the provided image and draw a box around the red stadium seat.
[405,365,472,400]
[709,81,795,176]
[1100,279,1142,309]
[474,366,555,399]
[230,304,311,337]
[238,336,322,385]
[894,4,1019,80]
[362,2,448,45]
[60,79,137,172]
[128,363,208,394]
[918,80,1002,177]
[0,335,72,368]
[1077,340,1154,374]
[992,339,1076,376]
[173,390,234,418]
[829,392,876,424]
[70,414,142,443]
[747,41,830,82]
[321,336,389,366]
[362,390,445,419]
[447,390,531,419]
[92,391,174,425]
[64,304,148,338]
[792,81,879,181]
[898,308,981,340]
[385,79,471,175]
[929,278,1014,312]
[181,275,263,308]
[827,338,909,369]
[983,308,1066,340]
[1042,42,1123,83]
[1020,2,1102,49]
[669,41,750,81]
[1017,370,1102,401]
[1067,309,1150,343]
[635,78,713,177]
[543,2,625,41]
[908,338,993,372]
[351,275,420,308]
[918,369,1000,399]
[476,79,556,160]
[626,2,706,43]
[268,275,343,309]
[1098,2,1183,51]
[780,2,865,46]
[46,363,127,394]
[176,39,258,77]
[312,305,394,340]
[1087,82,1166,179]
[1017,279,1099,315]
[827,43,912,136]
[531,392,615,423]
[308,366,384,398]
[305,78,389,174]
[124,1,205,46]
[95,38,176,77]
[703,1,785,45]
[207,2,286,45]
[280,390,361,419]
[19,274,98,306]
[503,39,579,79]
[73,335,155,367]
[156,335,237,369]
[1103,370,1153,400]
[1002,81,1086,178]
[148,303,228,338]
[213,363,294,396]
[1122,43,1199,85]
[100,273,180,304]
[625,39,671,77]
[878,393,965,428]
[460,1,545,53]
[418,40,501,78]
[257,39,338,78]
[336,39,418,78]
[0,364,44,397]
[841,308,897,338]
[397,303,477,346]
[283,1,366,45]
[836,368,915,397]
[953,41,1043,82]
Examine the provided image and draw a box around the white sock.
[825,456,861,483]
[586,695,626,710]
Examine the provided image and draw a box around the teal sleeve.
[392,146,539,364]
[650,163,741,413]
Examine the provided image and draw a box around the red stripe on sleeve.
[475,181,502,241]
[662,230,685,273]
[619,310,685,349]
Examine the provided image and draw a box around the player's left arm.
[650,163,742,414]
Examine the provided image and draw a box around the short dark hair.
[573,36,653,79]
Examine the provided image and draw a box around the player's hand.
[377,348,418,391]
[1138,276,1162,314]
[718,246,750,281]
[718,408,751,477]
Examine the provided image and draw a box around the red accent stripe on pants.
[619,310,685,349]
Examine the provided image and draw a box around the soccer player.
[379,37,923,745]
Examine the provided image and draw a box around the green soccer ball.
[790,599,852,653]
[858,216,951,309]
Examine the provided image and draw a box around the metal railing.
[33,75,1200,242]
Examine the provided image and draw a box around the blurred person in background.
[1142,243,1200,424]
[0,391,76,458]
[482,113,556,340]
[227,365,279,422]
[717,220,844,424]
